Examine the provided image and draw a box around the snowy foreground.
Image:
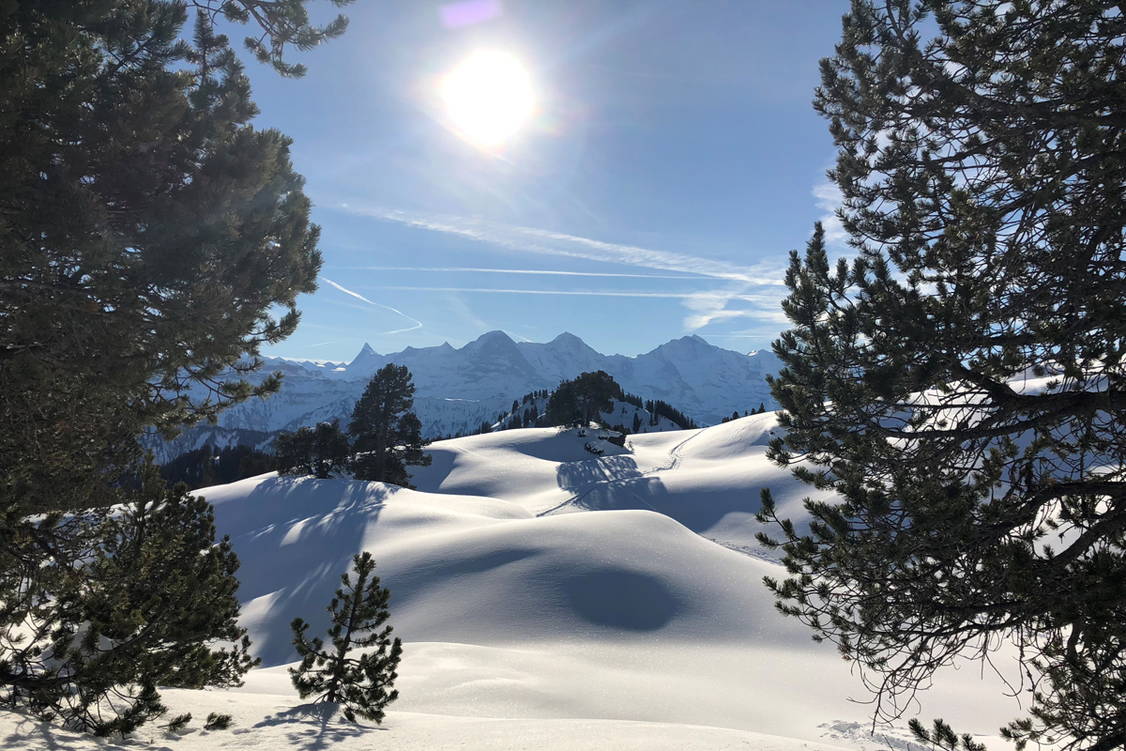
[3,414,1020,749]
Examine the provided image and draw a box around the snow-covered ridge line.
[202,331,781,443]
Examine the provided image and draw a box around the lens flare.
[439,50,536,151]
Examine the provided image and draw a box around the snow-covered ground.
[2,415,1022,750]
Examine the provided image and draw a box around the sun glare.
[440,50,536,151]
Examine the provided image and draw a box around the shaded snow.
[2,415,1017,750]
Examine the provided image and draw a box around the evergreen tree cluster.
[719,404,768,423]
[643,400,697,431]
[495,389,552,430]
[487,376,700,434]
[545,371,622,427]
[160,444,276,489]
[276,421,351,479]
[274,364,431,486]
[758,2,1125,749]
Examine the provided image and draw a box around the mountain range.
[156,331,780,462]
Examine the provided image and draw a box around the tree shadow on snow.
[207,476,401,667]
[253,703,384,751]
[551,448,769,541]
[0,714,173,751]
[546,454,655,515]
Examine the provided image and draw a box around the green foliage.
[289,553,403,724]
[0,468,258,736]
[276,421,351,479]
[644,399,697,430]
[758,2,1125,750]
[161,443,277,489]
[909,718,988,751]
[349,365,432,486]
[0,0,349,735]
[210,0,356,78]
[545,371,622,427]
[203,712,233,731]
[162,713,193,733]
[0,0,343,516]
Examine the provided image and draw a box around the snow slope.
[2,415,1021,750]
[411,414,824,551]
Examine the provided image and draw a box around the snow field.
[1,415,1019,750]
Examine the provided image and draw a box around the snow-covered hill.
[4,414,1023,750]
[197,331,781,441]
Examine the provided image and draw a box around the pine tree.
[1,0,351,735]
[573,371,620,425]
[290,553,403,724]
[0,468,257,735]
[349,365,431,486]
[757,3,1125,750]
[276,421,350,479]
[0,1,349,516]
[545,382,581,427]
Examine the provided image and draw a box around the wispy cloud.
[682,291,756,330]
[327,265,705,280]
[812,178,847,245]
[321,277,424,335]
[334,205,786,285]
[681,289,789,331]
[330,205,795,337]
[363,283,790,333]
[371,285,770,301]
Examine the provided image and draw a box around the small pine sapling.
[203,713,233,731]
[289,552,403,723]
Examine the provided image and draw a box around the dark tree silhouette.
[0,0,350,735]
[758,2,1125,750]
[349,365,431,486]
[276,421,350,479]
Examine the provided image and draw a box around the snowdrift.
[1,415,1021,750]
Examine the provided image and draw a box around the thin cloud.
[371,285,770,300]
[327,265,706,280]
[321,276,424,335]
[335,205,786,285]
[329,205,794,338]
[681,289,789,331]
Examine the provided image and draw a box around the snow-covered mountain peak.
[650,334,711,356]
[470,329,517,346]
[550,331,585,346]
[348,341,381,370]
[167,332,783,454]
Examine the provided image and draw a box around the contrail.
[321,277,423,334]
[327,265,705,280]
[370,285,771,301]
[333,204,786,285]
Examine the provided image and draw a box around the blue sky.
[245,0,850,361]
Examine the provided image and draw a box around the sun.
[439,50,536,151]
